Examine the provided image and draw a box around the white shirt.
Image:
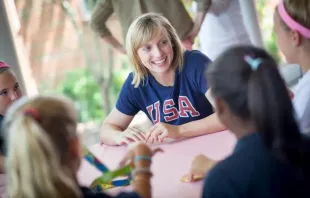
[293,70,310,135]
[198,0,252,60]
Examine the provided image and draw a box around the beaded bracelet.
[132,167,153,178]
[134,155,152,163]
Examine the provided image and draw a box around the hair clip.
[0,61,10,69]
[244,55,262,71]
[24,108,40,122]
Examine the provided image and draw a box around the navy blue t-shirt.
[81,187,140,198]
[202,133,310,198]
[116,50,213,125]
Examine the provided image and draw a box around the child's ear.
[291,30,301,47]
[69,135,81,160]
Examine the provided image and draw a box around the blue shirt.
[81,187,140,198]
[116,50,213,125]
[202,133,310,198]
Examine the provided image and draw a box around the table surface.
[78,131,236,198]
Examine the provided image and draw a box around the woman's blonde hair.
[280,0,310,32]
[126,13,185,88]
[2,95,81,198]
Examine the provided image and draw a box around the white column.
[239,0,264,48]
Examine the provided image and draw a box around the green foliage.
[57,68,104,122]
[256,0,281,62]
[55,66,129,123]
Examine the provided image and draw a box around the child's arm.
[119,143,163,198]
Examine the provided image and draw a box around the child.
[2,95,160,198]
[0,61,23,128]
[273,0,310,134]
[101,13,225,146]
[0,61,23,173]
[193,46,310,197]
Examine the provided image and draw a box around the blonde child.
[2,95,160,198]
[273,0,310,134]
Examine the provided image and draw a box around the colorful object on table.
[83,146,133,191]
[180,174,205,183]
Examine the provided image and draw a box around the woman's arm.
[101,108,148,145]
[179,113,226,138]
[179,90,225,138]
[90,0,125,53]
[101,108,133,145]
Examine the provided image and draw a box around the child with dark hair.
[274,0,310,134]
[197,45,310,198]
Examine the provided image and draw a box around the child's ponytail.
[3,96,81,198]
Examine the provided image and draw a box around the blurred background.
[1,0,281,145]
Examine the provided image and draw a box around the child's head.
[274,0,310,66]
[2,95,81,198]
[0,61,23,115]
[126,13,184,87]
[207,45,307,165]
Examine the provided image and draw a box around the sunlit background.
[1,0,281,145]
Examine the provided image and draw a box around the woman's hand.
[145,122,182,143]
[181,154,217,183]
[115,127,146,145]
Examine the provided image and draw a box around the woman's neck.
[152,67,176,87]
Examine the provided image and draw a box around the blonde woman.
[2,95,159,198]
[101,13,226,146]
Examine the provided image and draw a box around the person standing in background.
[90,0,212,54]
[188,0,252,60]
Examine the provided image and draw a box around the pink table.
[78,131,236,198]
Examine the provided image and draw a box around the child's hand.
[181,154,217,183]
[119,143,163,167]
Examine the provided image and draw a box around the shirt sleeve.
[115,73,140,116]
[202,167,239,198]
[186,51,211,94]
[90,0,113,37]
